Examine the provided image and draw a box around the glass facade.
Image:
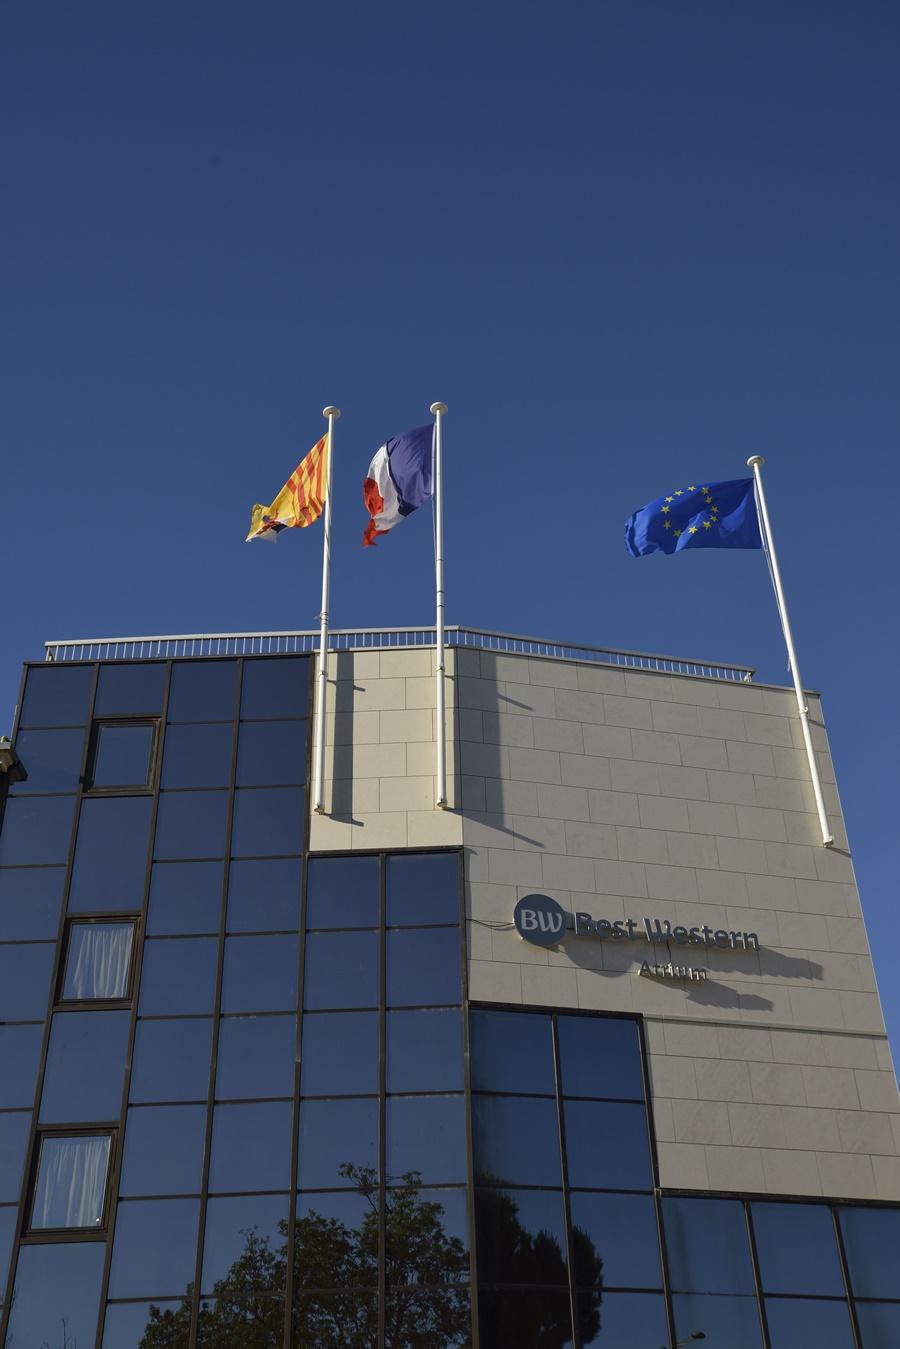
[1,654,899,1347]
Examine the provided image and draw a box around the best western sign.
[513,894,760,955]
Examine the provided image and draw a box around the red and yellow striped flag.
[246,437,328,542]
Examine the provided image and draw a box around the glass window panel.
[0,941,55,1019]
[856,1300,900,1347]
[202,1193,289,1293]
[839,1205,900,1298]
[387,927,460,1007]
[168,659,237,721]
[752,1201,844,1295]
[231,787,305,857]
[664,1197,755,1294]
[557,1014,645,1100]
[386,1187,469,1285]
[20,663,93,727]
[298,1097,379,1190]
[673,1292,763,1348]
[62,920,135,1000]
[130,1018,212,1103]
[470,1008,556,1094]
[147,860,223,934]
[102,1300,187,1348]
[0,1111,30,1202]
[237,719,308,786]
[241,657,310,719]
[387,1009,463,1092]
[307,855,379,928]
[473,1095,561,1187]
[476,1187,568,1285]
[0,865,65,938]
[228,857,301,931]
[218,1014,296,1100]
[10,727,85,793]
[570,1191,662,1290]
[0,794,75,865]
[120,1105,207,1196]
[95,662,165,716]
[221,933,299,1013]
[40,1009,130,1122]
[0,1205,16,1300]
[765,1297,855,1348]
[387,851,459,925]
[385,1288,471,1345]
[579,1291,668,1348]
[161,722,233,788]
[198,1295,285,1341]
[301,1011,378,1096]
[304,930,378,1009]
[92,722,155,788]
[294,1291,377,1346]
[295,1190,376,1289]
[69,794,152,910]
[31,1133,111,1228]
[387,1095,466,1185]
[108,1197,200,1297]
[209,1101,293,1192]
[139,937,218,1015]
[478,1290,573,1348]
[7,1241,105,1347]
[0,1023,43,1107]
[154,789,229,860]
[564,1100,652,1190]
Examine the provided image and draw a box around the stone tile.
[662,1022,719,1058]
[639,795,690,832]
[753,775,812,812]
[650,701,703,736]
[594,859,648,898]
[728,1102,787,1148]
[788,986,846,1028]
[486,849,543,887]
[525,658,579,689]
[458,741,508,779]
[834,1110,896,1155]
[457,708,483,743]
[328,779,381,815]
[479,652,530,684]
[802,1066,860,1110]
[379,708,435,743]
[744,712,794,747]
[687,800,739,836]
[379,776,435,813]
[717,1026,774,1062]
[542,854,596,892]
[604,694,653,729]
[617,826,669,864]
[463,812,516,850]
[747,874,797,911]
[781,1106,840,1151]
[727,741,777,776]
[815,1151,876,1199]
[329,710,381,745]
[871,1156,900,1201]
[576,665,628,694]
[532,718,584,753]
[407,809,463,847]
[694,1057,753,1103]
[644,865,699,903]
[764,842,818,880]
[484,778,539,815]
[467,881,517,922]
[667,832,720,869]
[657,765,710,801]
[469,959,523,1003]
[716,837,768,874]
[308,813,353,851]
[521,965,579,1007]
[699,707,747,740]
[783,813,826,847]
[770,1030,826,1066]
[855,1070,900,1113]
[770,745,811,779]
[656,1142,710,1190]
[575,968,635,1013]
[560,754,612,790]
[328,677,405,713]
[331,650,380,680]
[697,870,750,905]
[554,688,607,725]
[502,682,558,718]
[653,1098,676,1143]
[482,711,535,748]
[737,805,788,843]
[679,735,729,769]
[650,1054,699,1099]
[839,992,886,1034]
[821,1035,879,1071]
[535,784,590,822]
[705,1144,766,1192]
[378,648,433,679]
[588,789,640,826]
[610,759,662,795]
[405,677,438,709]
[749,1062,807,1106]
[826,918,869,955]
[581,723,633,760]
[460,775,487,812]
[777,911,829,951]
[510,815,567,853]
[760,1148,822,1196]
[564,820,618,860]
[813,848,856,885]
[507,747,562,785]
[632,729,682,765]
[705,769,757,806]
[673,1099,731,1145]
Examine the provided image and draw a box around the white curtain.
[32,1134,111,1228]
[66,922,134,999]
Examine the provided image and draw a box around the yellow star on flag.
[665,496,674,502]
[664,520,672,529]
[688,525,698,534]
[702,520,712,529]
[673,529,682,537]
[661,505,670,514]
[688,485,696,492]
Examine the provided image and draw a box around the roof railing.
[43,626,755,683]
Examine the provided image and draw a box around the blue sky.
[2,2,898,1038]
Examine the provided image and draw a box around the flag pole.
[314,406,340,815]
[747,455,833,847]
[431,401,448,808]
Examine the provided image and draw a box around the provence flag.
[363,423,433,546]
[624,479,763,557]
[246,437,327,542]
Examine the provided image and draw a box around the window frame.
[25,1126,117,1239]
[56,915,140,1008]
[84,717,160,795]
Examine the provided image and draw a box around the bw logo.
[514,894,567,947]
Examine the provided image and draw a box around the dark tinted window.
[237,720,308,786]
[228,857,301,931]
[7,1241,105,1346]
[101,1300,186,1348]
[672,1292,762,1349]
[217,1014,296,1100]
[304,930,379,1009]
[855,1301,900,1346]
[752,1201,843,1295]
[564,1100,652,1190]
[0,865,64,939]
[221,933,299,1012]
[168,660,237,721]
[295,1189,373,1285]
[473,1095,561,1187]
[209,1101,293,1192]
[69,794,152,910]
[0,1111,30,1201]
[470,1008,556,1095]
[579,1291,669,1348]
[0,794,75,865]
[95,663,165,716]
[62,920,135,1000]
[40,1010,130,1122]
[139,937,218,1015]
[0,1205,15,1292]
[202,1193,288,1293]
[386,852,459,925]
[664,1197,755,1293]
[91,722,155,788]
[154,789,228,860]
[240,657,310,719]
[295,1292,378,1342]
[570,1192,661,1289]
[386,927,460,1006]
[31,1133,112,1228]
[557,1014,644,1100]
[298,1097,379,1189]
[307,855,379,928]
[0,1023,43,1107]
[0,942,55,1019]
[9,727,85,793]
[839,1205,900,1298]
[479,1290,572,1348]
[108,1197,200,1297]
[765,1297,855,1348]
[386,1186,469,1281]
[120,1104,207,1196]
[231,787,305,857]
[161,723,233,788]
[130,1018,212,1103]
[147,860,223,935]
[386,1095,466,1184]
[301,1011,378,1096]
[20,664,93,727]
[387,1009,463,1092]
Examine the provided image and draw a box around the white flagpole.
[747,455,833,847]
[313,406,340,815]
[431,401,448,808]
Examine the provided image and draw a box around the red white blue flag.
[362,423,434,547]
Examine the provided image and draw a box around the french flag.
[363,423,434,547]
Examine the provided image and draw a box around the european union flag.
[624,478,762,557]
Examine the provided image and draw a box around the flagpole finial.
[747,454,764,467]
[322,406,341,420]
[430,402,448,415]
